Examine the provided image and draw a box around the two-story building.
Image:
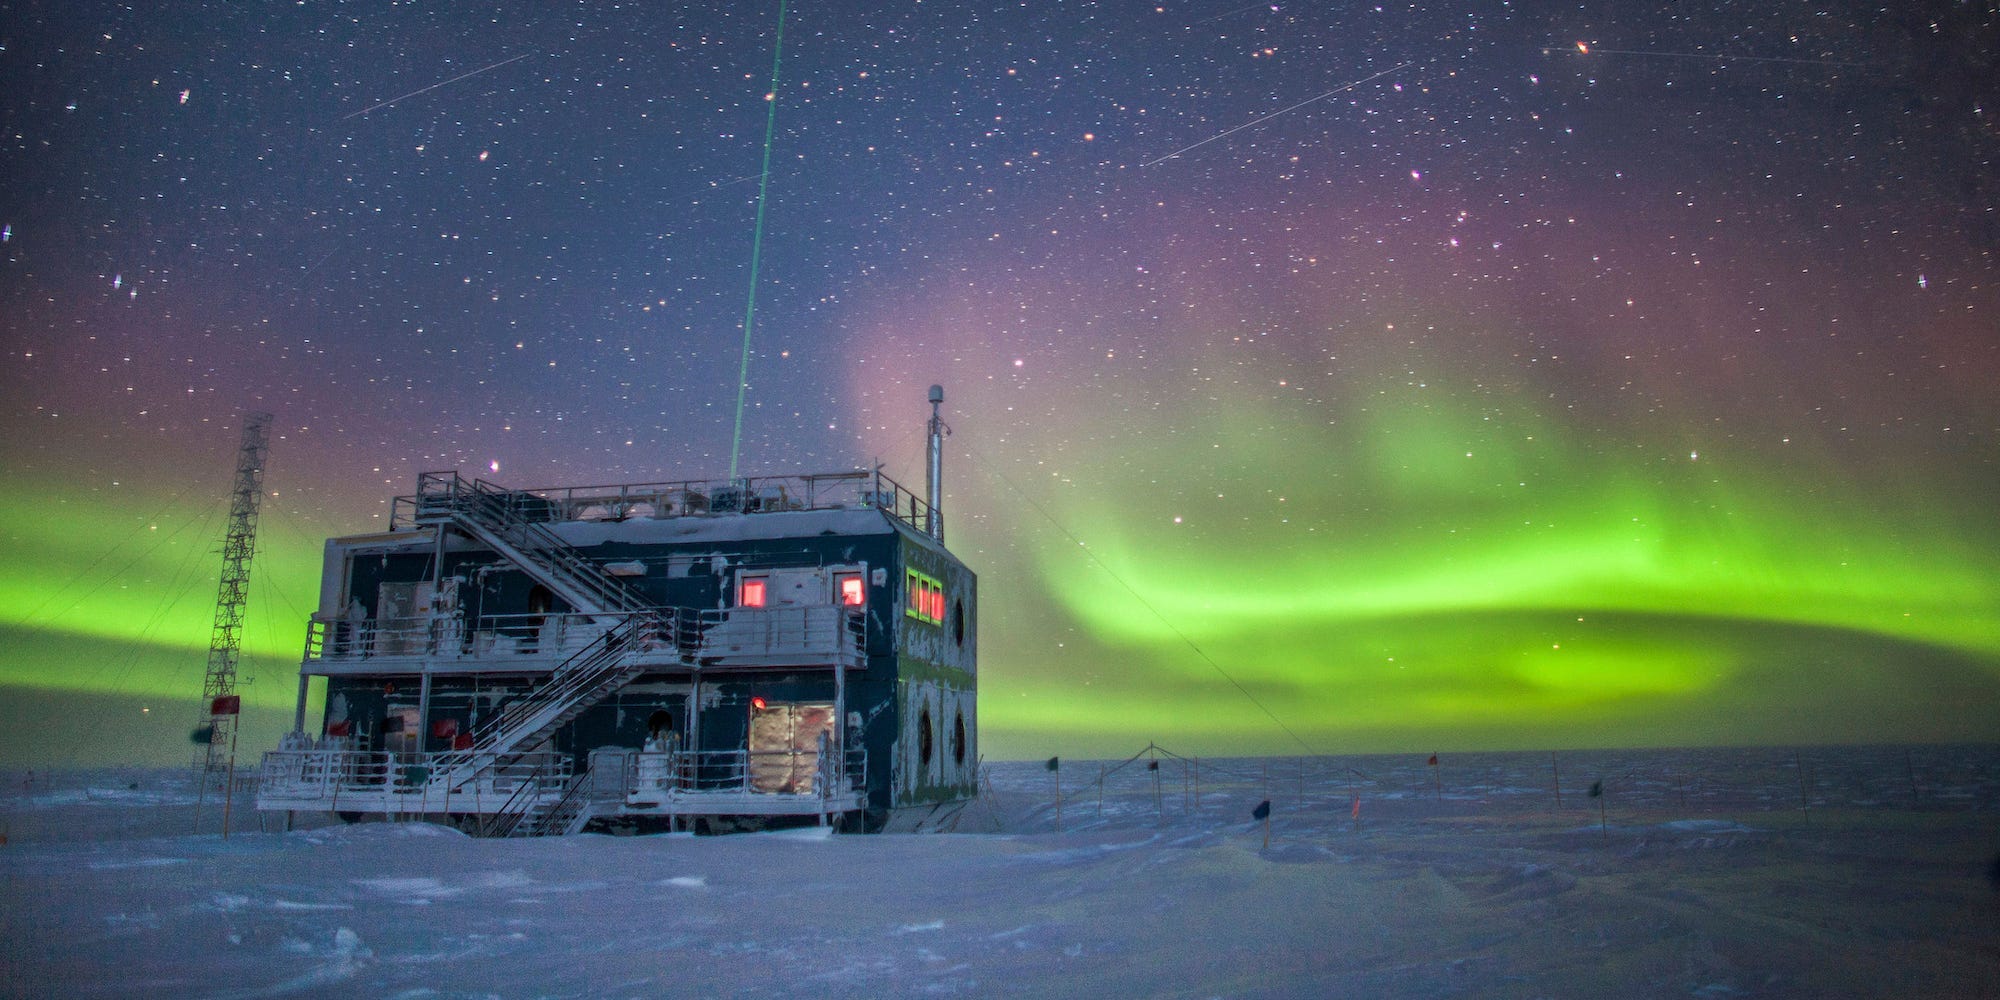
[256,390,976,835]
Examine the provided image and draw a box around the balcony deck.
[255,747,867,823]
[302,606,864,676]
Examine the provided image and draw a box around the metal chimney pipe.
[926,384,944,541]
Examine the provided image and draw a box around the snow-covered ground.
[2,746,1996,998]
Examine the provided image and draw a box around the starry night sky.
[3,0,1997,766]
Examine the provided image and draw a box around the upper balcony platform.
[390,468,940,538]
[302,605,865,677]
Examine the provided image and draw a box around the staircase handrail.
[510,771,595,837]
[413,471,657,615]
[477,756,568,837]
[424,616,654,781]
[463,475,656,613]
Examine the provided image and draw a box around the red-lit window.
[837,574,865,607]
[740,577,767,608]
[905,570,944,625]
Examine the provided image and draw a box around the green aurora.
[0,483,321,704]
[3,366,1996,765]
[945,357,2000,757]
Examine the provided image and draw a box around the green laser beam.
[728,0,789,481]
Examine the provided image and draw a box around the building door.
[375,581,430,655]
[747,701,835,794]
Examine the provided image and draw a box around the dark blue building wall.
[320,512,974,820]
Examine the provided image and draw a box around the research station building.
[256,389,976,835]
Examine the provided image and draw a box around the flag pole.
[1151,755,1162,821]
[221,718,239,839]
[1348,765,1358,831]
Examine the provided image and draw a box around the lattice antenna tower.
[193,411,274,777]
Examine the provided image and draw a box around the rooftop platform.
[390,469,940,537]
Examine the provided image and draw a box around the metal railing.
[255,745,866,821]
[390,468,939,536]
[409,472,659,616]
[303,614,469,661]
[420,614,661,780]
[502,771,597,837]
[303,605,859,667]
[256,749,570,808]
[304,611,688,663]
[695,605,865,666]
[619,747,869,798]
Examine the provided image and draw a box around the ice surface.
[0,747,1996,998]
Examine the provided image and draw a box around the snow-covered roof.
[546,506,897,547]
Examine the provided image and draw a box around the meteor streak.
[1141,61,1412,167]
[341,52,531,121]
[1555,43,1868,68]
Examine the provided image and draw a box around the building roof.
[547,506,899,548]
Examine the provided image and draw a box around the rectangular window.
[837,573,865,607]
[905,569,943,625]
[740,577,767,608]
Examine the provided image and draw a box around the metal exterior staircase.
[426,615,671,792]
[404,472,703,803]
[412,472,654,616]
[507,773,598,837]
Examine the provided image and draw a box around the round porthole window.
[952,598,966,646]
[918,706,935,768]
[953,711,967,767]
